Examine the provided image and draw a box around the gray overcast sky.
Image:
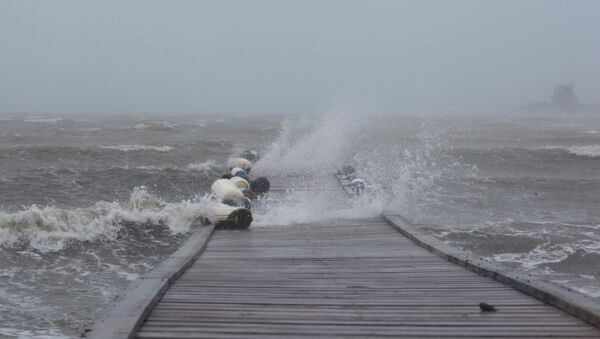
[1,0,599,115]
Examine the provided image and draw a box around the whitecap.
[572,285,600,298]
[187,159,217,173]
[0,186,217,253]
[100,145,173,152]
[133,121,177,130]
[541,145,600,157]
[23,117,63,123]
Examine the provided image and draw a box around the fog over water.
[1,0,600,115]
[1,1,600,338]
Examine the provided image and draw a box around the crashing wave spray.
[0,186,217,253]
[253,114,474,225]
[254,113,362,174]
[252,113,381,225]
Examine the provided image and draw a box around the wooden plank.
[137,324,599,336]
[142,318,585,326]
[135,215,599,338]
[125,174,600,337]
[382,214,600,328]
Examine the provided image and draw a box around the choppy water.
[254,113,600,302]
[0,114,279,337]
[1,113,599,337]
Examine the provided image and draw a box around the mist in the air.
[1,0,599,116]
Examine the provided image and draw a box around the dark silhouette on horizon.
[552,82,578,108]
[519,82,599,114]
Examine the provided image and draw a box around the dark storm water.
[0,114,279,337]
[1,113,599,337]
[256,114,600,302]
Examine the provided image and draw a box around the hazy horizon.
[2,3,600,336]
[1,0,599,115]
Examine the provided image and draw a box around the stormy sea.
[1,113,599,337]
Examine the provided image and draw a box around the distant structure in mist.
[519,82,600,114]
[552,82,578,108]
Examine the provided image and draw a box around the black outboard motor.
[251,177,270,195]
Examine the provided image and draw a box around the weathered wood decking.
[89,175,600,338]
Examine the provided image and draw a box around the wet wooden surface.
[136,225,599,336]
[133,175,600,338]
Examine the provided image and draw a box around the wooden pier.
[89,175,600,338]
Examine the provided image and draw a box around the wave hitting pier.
[88,174,600,338]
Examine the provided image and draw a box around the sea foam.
[542,145,600,157]
[100,145,173,152]
[187,159,218,173]
[23,117,63,123]
[0,187,217,253]
[253,113,440,226]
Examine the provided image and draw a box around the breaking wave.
[99,144,173,152]
[253,182,382,227]
[253,114,469,226]
[133,121,178,131]
[492,242,600,270]
[542,145,600,158]
[187,159,218,173]
[0,187,217,253]
[0,144,176,158]
[23,117,63,123]
[423,218,600,279]
[0,145,96,158]
[253,114,600,288]
[255,113,361,174]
